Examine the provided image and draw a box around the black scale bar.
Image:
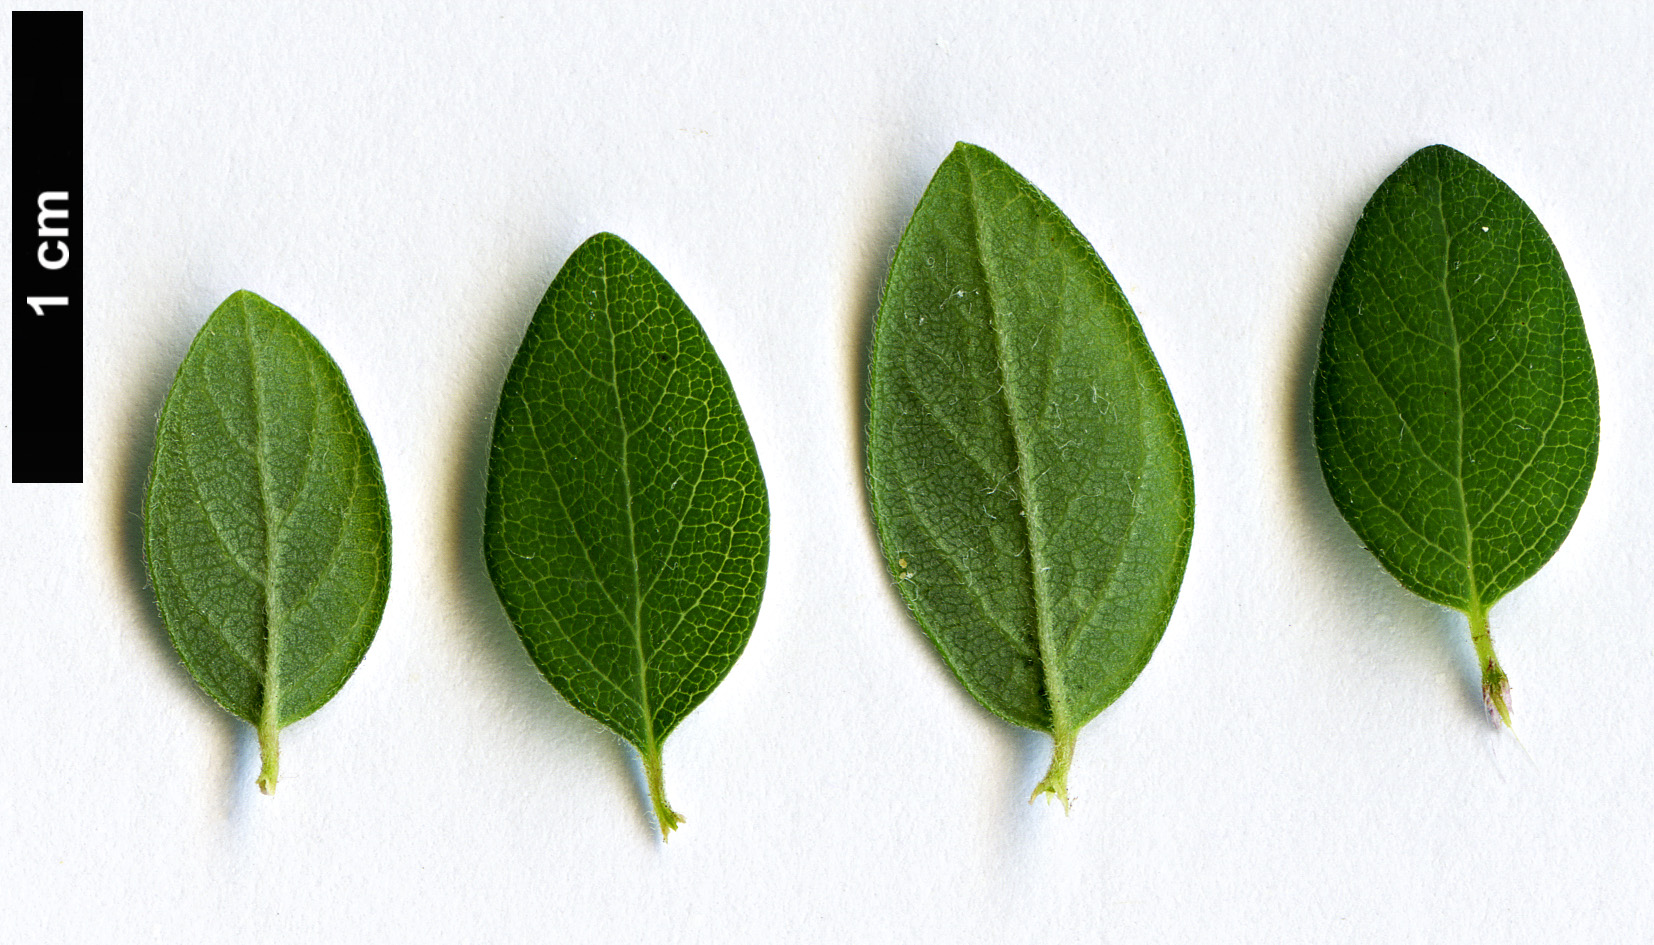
[12,11,83,483]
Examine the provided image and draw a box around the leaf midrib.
[962,162,1069,735]
[243,300,286,728]
[1431,179,1482,614]
[598,252,660,757]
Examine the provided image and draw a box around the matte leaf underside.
[867,143,1193,807]
[145,290,390,793]
[484,233,768,838]
[1313,144,1598,726]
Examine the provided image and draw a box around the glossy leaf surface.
[1313,144,1598,726]
[145,290,391,793]
[867,143,1194,807]
[484,233,768,838]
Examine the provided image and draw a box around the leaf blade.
[867,143,1194,803]
[1313,144,1599,723]
[483,233,768,836]
[144,290,391,791]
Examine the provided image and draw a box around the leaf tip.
[221,288,274,320]
[578,230,639,262]
[1415,142,1468,160]
[946,140,1002,173]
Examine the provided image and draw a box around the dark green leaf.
[867,142,1194,808]
[1313,144,1599,727]
[483,233,768,838]
[144,290,391,793]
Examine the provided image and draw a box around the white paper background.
[4,2,1652,941]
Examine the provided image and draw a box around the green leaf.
[483,233,769,839]
[144,290,391,793]
[1313,144,1599,728]
[867,142,1194,808]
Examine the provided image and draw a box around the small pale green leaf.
[144,290,391,793]
[867,142,1194,808]
[1313,144,1599,727]
[483,233,769,839]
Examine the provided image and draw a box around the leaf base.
[256,718,279,795]
[1468,604,1514,730]
[643,745,683,841]
[1481,663,1513,730]
[1028,728,1076,813]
